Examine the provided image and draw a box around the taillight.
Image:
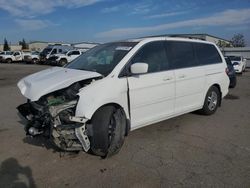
[225,68,229,75]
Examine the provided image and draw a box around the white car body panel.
[17,37,229,132]
[17,67,101,101]
[128,70,175,129]
[76,77,130,119]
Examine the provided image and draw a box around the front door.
[127,41,175,129]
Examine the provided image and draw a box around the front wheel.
[199,86,220,115]
[90,106,127,157]
[32,58,38,64]
[59,59,68,66]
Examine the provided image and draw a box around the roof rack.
[138,34,206,41]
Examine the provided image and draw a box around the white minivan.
[17,37,229,157]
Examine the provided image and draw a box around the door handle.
[178,74,186,79]
[163,77,173,81]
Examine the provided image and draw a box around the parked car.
[226,56,246,74]
[48,49,83,66]
[17,37,229,157]
[224,57,236,88]
[0,51,13,63]
[0,51,11,55]
[39,45,74,64]
[0,51,30,63]
[23,51,40,64]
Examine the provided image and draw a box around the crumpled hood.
[17,67,102,101]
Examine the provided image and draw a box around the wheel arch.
[208,83,222,106]
[6,58,12,63]
[78,102,130,136]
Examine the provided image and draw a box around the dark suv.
[225,56,236,88]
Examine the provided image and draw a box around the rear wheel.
[199,86,220,115]
[6,58,12,64]
[90,106,126,157]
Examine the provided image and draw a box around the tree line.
[3,38,29,51]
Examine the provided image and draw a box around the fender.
[75,77,130,120]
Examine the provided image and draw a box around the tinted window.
[194,43,222,65]
[165,41,197,69]
[51,49,57,55]
[130,41,169,73]
[58,49,63,53]
[72,51,80,55]
[228,56,241,61]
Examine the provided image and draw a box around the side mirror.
[130,63,148,74]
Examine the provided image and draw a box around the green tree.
[19,38,29,50]
[231,34,245,47]
[3,38,10,51]
[217,40,231,48]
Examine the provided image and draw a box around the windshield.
[66,42,138,76]
[228,56,241,61]
[41,47,52,55]
[32,51,39,55]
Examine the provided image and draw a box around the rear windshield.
[228,56,241,61]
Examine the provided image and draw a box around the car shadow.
[0,158,36,188]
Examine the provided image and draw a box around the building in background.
[0,44,22,51]
[167,34,232,47]
[72,42,99,52]
[29,41,71,51]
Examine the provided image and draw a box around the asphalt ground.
[0,63,250,188]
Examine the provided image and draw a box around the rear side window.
[194,43,222,65]
[72,51,80,55]
[165,41,197,69]
[130,41,169,73]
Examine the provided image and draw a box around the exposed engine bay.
[17,78,101,152]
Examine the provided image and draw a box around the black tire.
[6,58,12,64]
[90,106,126,157]
[59,59,67,66]
[32,58,38,64]
[199,86,220,115]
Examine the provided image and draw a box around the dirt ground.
[0,63,250,188]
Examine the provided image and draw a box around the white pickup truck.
[48,50,83,66]
[0,51,30,63]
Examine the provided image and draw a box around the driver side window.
[130,41,169,73]
[51,49,57,55]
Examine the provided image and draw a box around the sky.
[0,0,250,45]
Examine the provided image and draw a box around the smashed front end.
[17,80,96,152]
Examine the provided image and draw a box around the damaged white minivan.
[17,37,229,157]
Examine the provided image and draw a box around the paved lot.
[0,63,250,188]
